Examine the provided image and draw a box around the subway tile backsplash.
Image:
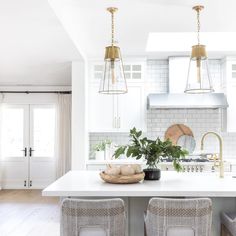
[89,59,236,160]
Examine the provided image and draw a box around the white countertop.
[42,170,236,197]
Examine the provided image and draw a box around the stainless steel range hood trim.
[147,93,228,109]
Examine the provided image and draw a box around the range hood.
[147,57,229,109]
[147,93,228,109]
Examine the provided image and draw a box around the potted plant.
[113,128,188,180]
[93,140,112,160]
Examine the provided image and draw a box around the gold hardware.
[191,5,206,78]
[191,45,207,59]
[192,5,204,11]
[193,5,204,46]
[118,117,121,128]
[185,5,213,93]
[212,154,220,168]
[107,7,118,46]
[114,117,117,128]
[99,7,127,94]
[105,46,120,60]
[200,132,224,178]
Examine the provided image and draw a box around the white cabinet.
[88,59,146,132]
[89,60,145,83]
[89,84,145,132]
[88,85,115,132]
[221,57,236,132]
[119,86,145,131]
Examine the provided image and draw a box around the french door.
[1,104,56,189]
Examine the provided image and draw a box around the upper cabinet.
[88,59,146,132]
[88,85,115,132]
[118,86,145,131]
[222,57,236,132]
[89,60,145,83]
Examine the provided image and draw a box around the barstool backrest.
[61,198,125,236]
[145,198,212,236]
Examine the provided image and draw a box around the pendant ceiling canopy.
[99,7,127,95]
[185,5,214,94]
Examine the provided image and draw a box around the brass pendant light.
[99,7,128,94]
[185,5,214,93]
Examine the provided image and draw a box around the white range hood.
[147,93,228,109]
[147,57,228,109]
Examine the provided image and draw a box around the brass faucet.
[200,132,224,178]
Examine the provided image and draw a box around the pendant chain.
[197,10,200,45]
[111,11,114,46]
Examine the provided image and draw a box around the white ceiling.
[1,0,236,86]
[49,0,236,59]
[0,0,81,86]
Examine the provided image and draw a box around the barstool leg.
[221,223,224,236]
[221,223,233,236]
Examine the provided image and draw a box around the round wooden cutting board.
[164,124,194,145]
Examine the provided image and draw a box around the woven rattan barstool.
[144,198,212,236]
[60,198,126,236]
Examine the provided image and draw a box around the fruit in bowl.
[104,166,121,176]
[101,164,144,184]
[105,164,142,176]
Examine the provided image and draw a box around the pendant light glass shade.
[185,45,214,93]
[185,5,214,94]
[99,46,127,94]
[99,7,127,94]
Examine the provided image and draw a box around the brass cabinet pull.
[118,117,121,128]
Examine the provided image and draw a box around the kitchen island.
[43,171,236,235]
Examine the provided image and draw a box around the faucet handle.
[213,154,220,167]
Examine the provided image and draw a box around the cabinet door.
[224,59,236,132]
[90,61,145,83]
[89,85,116,131]
[227,85,236,132]
[119,86,145,131]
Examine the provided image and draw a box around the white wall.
[71,60,88,170]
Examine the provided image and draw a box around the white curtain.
[0,94,4,187]
[55,94,72,178]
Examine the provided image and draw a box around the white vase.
[95,151,105,161]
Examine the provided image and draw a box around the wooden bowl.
[100,171,145,184]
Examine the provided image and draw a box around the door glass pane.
[32,107,55,157]
[1,107,24,158]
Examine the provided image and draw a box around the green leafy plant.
[93,139,112,152]
[113,128,188,172]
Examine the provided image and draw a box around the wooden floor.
[0,190,60,236]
